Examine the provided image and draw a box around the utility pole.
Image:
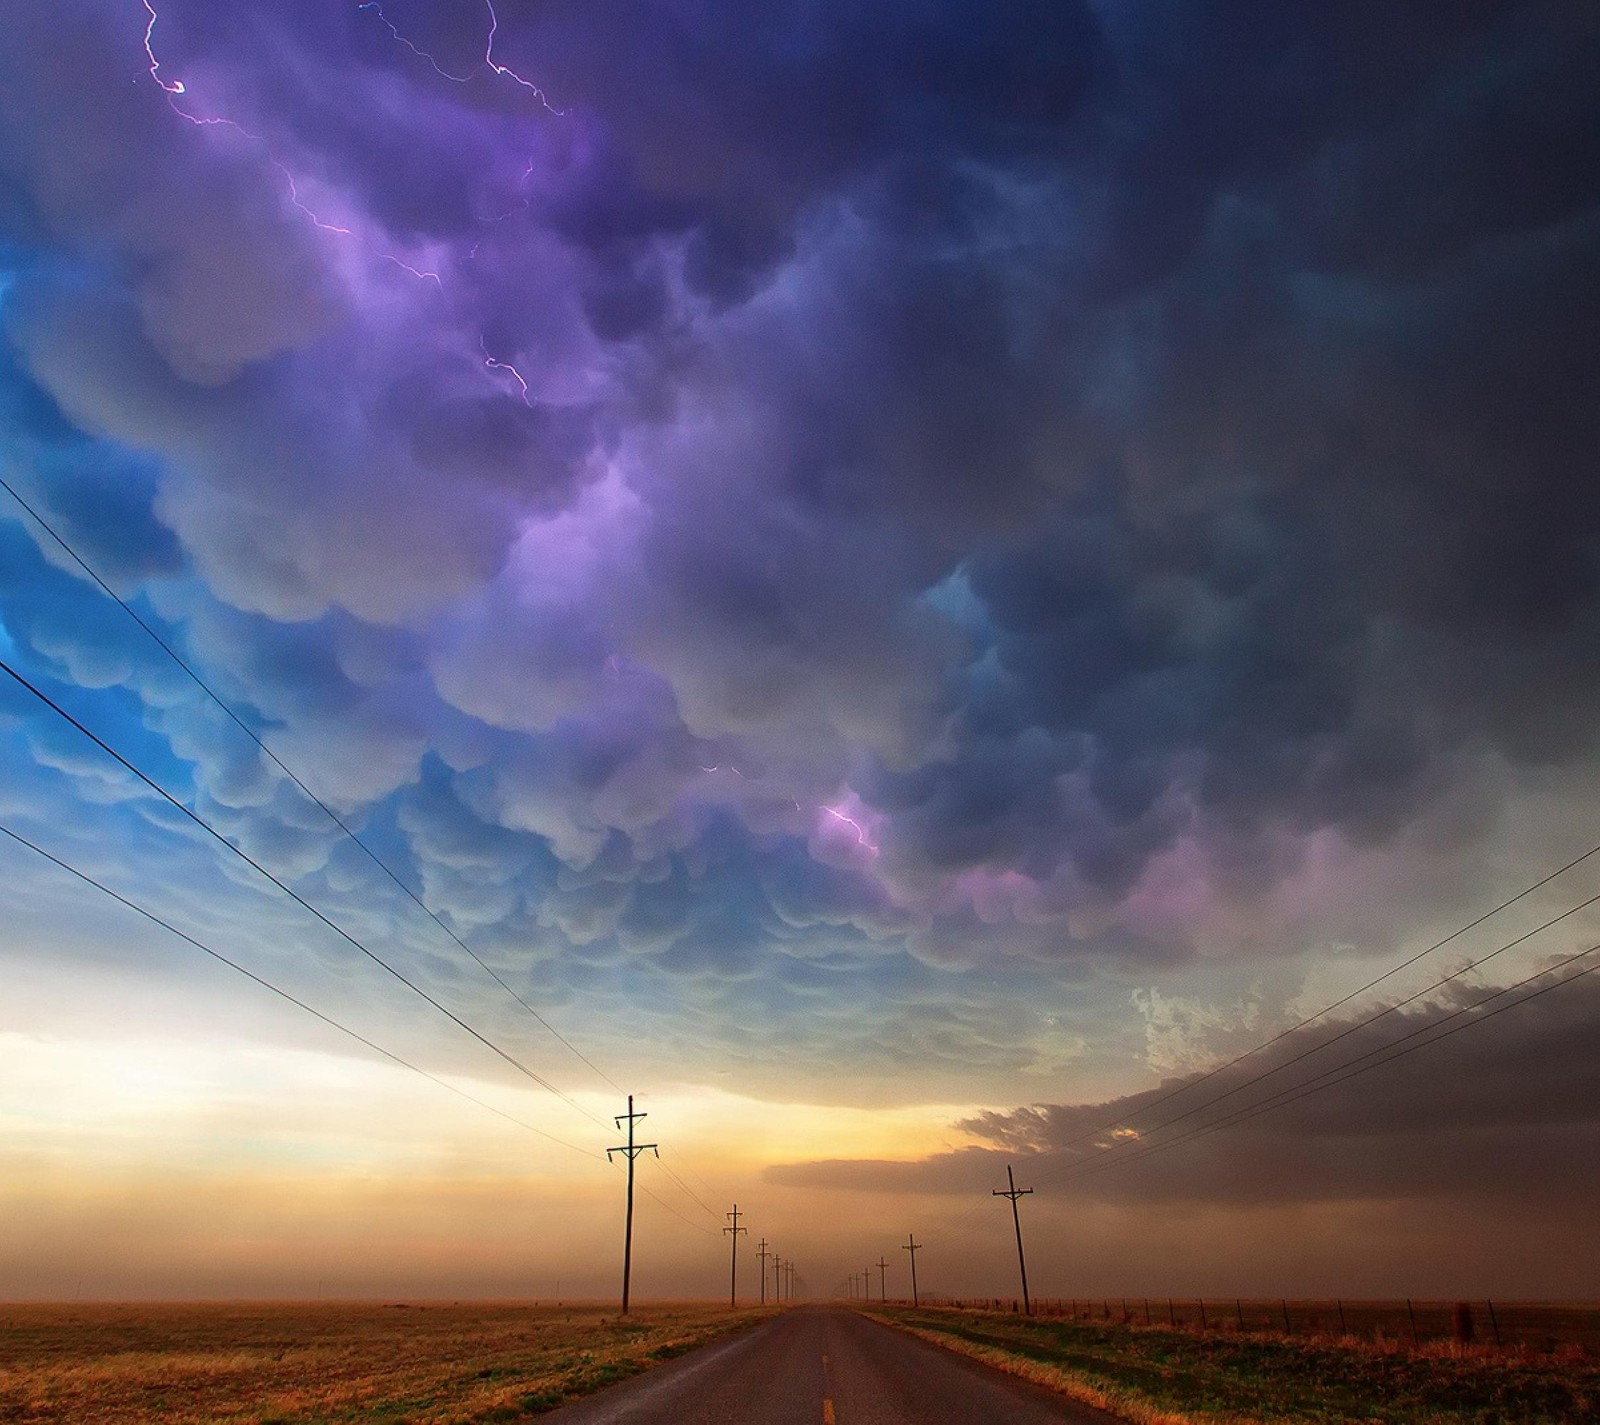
[904,1235,922,1307]
[756,1238,770,1306]
[724,1205,746,1309]
[876,1257,889,1302]
[787,1262,795,1301]
[992,1163,1034,1316]
[607,1095,658,1315]
[772,1253,782,1305]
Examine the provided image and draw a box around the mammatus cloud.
[0,1,1597,1086]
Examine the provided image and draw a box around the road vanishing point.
[547,1306,1106,1424]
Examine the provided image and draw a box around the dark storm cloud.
[0,0,1597,1061]
[768,966,1600,1207]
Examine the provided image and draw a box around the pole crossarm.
[608,1095,658,1315]
[724,1204,747,1308]
[993,1162,1035,1316]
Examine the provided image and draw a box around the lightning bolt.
[141,0,185,94]
[481,337,533,405]
[138,2,441,286]
[359,0,562,114]
[823,805,880,855]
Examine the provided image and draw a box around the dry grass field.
[874,1304,1600,1425]
[0,1300,769,1425]
[929,1298,1600,1353]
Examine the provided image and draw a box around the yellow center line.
[823,1399,836,1425]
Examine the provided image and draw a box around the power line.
[0,820,597,1159]
[1015,840,1600,1174]
[1024,889,1600,1196]
[0,655,606,1131]
[1034,944,1600,1190]
[1027,882,1600,1181]
[1,475,622,1094]
[653,1152,722,1220]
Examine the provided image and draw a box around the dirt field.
[0,1300,770,1424]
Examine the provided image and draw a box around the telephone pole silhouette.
[876,1257,889,1302]
[992,1162,1034,1315]
[756,1238,770,1306]
[786,1261,795,1301]
[724,1204,747,1308]
[772,1253,782,1304]
[903,1235,922,1307]
[607,1095,658,1314]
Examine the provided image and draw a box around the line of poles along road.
[600,1079,1032,1314]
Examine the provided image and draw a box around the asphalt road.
[545,1306,1109,1424]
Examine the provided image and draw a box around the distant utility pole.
[787,1262,795,1301]
[904,1235,922,1307]
[607,1094,658,1315]
[876,1257,889,1302]
[756,1238,770,1306]
[992,1163,1034,1316]
[724,1205,747,1309]
[772,1253,783,1304]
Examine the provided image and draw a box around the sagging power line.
[0,821,596,1158]
[1,475,622,1095]
[0,656,606,1133]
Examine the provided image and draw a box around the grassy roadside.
[864,1305,1598,1425]
[0,1301,774,1425]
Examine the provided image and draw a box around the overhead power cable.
[0,655,605,1131]
[1000,839,1600,1179]
[0,820,597,1159]
[1029,881,1600,1177]
[1034,943,1600,1190]
[653,1151,723,1220]
[1,475,622,1094]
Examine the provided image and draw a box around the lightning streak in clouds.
[359,0,562,114]
[139,1,440,284]
[823,804,880,856]
[481,337,533,405]
[141,0,185,94]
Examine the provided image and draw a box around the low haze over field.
[1,1,1597,1301]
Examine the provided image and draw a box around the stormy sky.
[1,0,1597,1299]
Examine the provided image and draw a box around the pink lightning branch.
[139,0,449,284]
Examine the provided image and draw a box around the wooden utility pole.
[993,1163,1034,1315]
[903,1235,922,1307]
[787,1262,795,1301]
[772,1253,782,1304]
[876,1257,890,1302]
[756,1238,770,1306]
[724,1205,746,1308]
[607,1095,658,1315]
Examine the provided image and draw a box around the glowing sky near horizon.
[1,0,1598,1300]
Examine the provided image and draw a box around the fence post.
[1168,1299,1176,1328]
[1144,1298,1152,1326]
[1282,1300,1292,1335]
[1198,1300,1208,1331]
[1487,1299,1502,1349]
[1236,1299,1245,1331]
[1406,1299,1419,1346]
